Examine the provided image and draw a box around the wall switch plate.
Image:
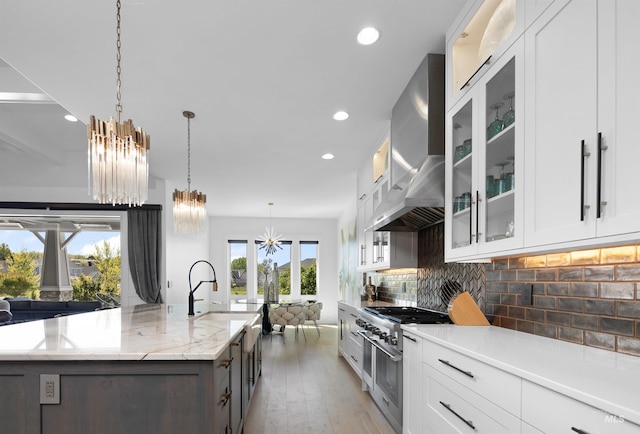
[40,374,60,404]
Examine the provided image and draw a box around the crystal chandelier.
[88,0,150,206]
[173,111,207,235]
[258,203,283,256]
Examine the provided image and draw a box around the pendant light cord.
[187,115,192,192]
[115,0,123,122]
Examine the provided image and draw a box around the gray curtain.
[127,208,163,303]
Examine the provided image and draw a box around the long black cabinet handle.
[571,428,590,434]
[438,359,474,378]
[580,140,590,221]
[440,401,476,430]
[596,132,607,218]
[475,190,480,244]
[403,334,417,343]
[469,190,473,245]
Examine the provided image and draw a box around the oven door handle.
[357,330,402,362]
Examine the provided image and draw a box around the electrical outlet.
[40,374,60,404]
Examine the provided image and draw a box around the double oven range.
[356,306,451,433]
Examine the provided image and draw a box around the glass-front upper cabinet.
[445,38,524,261]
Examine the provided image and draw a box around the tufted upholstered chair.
[305,302,322,336]
[0,300,12,325]
[268,305,308,339]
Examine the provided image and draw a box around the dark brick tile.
[492,259,509,270]
[617,301,640,319]
[546,311,571,326]
[548,283,570,296]
[488,282,508,293]
[526,308,546,322]
[501,270,517,281]
[501,317,517,330]
[517,270,536,281]
[509,306,526,319]
[532,283,545,295]
[637,321,640,338]
[493,304,509,316]
[486,270,501,281]
[585,331,616,351]
[534,296,557,309]
[558,327,584,344]
[517,320,535,334]
[584,266,615,281]
[584,299,615,316]
[510,257,526,269]
[572,282,598,297]
[485,304,496,316]
[616,264,640,281]
[617,337,640,357]
[601,318,635,336]
[558,297,584,313]
[535,269,557,282]
[601,283,635,299]
[535,323,557,339]
[558,268,583,281]
[547,253,571,267]
[486,293,501,304]
[501,294,518,306]
[510,282,531,296]
[571,314,599,331]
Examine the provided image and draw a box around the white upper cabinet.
[446,0,525,111]
[446,37,525,261]
[524,0,640,248]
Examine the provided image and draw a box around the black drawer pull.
[571,428,591,434]
[440,401,475,430]
[438,359,474,378]
[403,334,417,343]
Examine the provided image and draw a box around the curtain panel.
[127,208,163,303]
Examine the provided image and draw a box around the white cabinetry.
[522,381,640,434]
[402,331,423,434]
[446,38,524,261]
[337,302,363,376]
[524,0,640,248]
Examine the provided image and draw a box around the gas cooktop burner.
[364,306,451,324]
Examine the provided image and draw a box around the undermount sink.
[192,312,261,352]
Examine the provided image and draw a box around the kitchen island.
[0,303,262,434]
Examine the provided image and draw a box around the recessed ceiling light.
[357,27,380,45]
[64,114,78,122]
[333,111,349,121]
[322,153,335,160]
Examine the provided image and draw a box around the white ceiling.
[0,0,465,220]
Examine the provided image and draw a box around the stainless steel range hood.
[370,53,445,232]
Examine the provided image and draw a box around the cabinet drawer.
[424,366,520,434]
[423,339,521,416]
[522,381,640,434]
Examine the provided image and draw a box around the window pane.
[256,241,291,302]
[300,241,317,296]
[228,240,247,297]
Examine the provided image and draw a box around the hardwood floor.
[244,325,396,434]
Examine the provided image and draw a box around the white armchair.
[268,304,307,339]
[305,302,322,336]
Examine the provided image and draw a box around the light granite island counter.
[0,303,263,434]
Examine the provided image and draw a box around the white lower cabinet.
[402,331,423,434]
[522,381,640,434]
[424,367,520,434]
[337,302,362,377]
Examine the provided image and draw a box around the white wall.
[198,216,339,324]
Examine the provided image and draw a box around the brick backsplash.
[487,246,640,357]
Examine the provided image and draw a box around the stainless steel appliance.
[356,306,451,433]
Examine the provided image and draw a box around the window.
[255,240,291,302]
[228,240,247,298]
[300,241,318,296]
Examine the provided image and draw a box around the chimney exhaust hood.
[370,53,446,232]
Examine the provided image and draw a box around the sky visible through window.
[0,230,120,256]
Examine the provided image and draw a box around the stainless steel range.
[356,306,451,433]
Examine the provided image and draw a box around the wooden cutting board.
[447,291,490,326]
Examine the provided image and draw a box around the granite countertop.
[402,324,640,426]
[0,303,261,362]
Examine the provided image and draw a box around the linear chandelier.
[258,202,283,256]
[173,111,207,235]
[88,0,150,206]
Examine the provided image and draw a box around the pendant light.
[258,202,283,256]
[173,111,207,235]
[88,0,150,206]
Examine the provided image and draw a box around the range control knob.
[390,337,398,345]
[380,332,388,340]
